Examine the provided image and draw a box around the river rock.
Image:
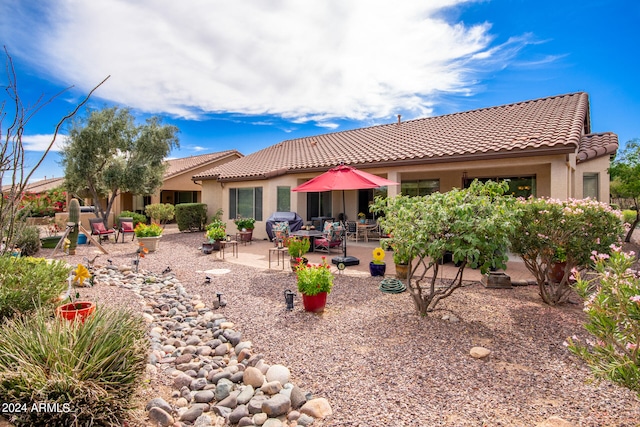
[300,398,332,419]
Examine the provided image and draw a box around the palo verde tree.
[610,138,640,242]
[61,107,179,225]
[372,180,518,315]
[0,48,105,253]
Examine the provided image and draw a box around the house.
[115,150,243,215]
[193,92,618,241]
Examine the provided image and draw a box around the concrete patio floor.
[216,235,537,284]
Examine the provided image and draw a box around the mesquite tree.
[610,138,640,242]
[373,180,518,315]
[61,107,179,225]
[0,48,105,254]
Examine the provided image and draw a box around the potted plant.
[134,222,163,252]
[204,224,226,253]
[549,246,567,283]
[234,216,256,243]
[287,236,310,271]
[392,246,412,280]
[358,212,366,224]
[295,257,334,312]
[56,264,96,322]
[369,247,386,276]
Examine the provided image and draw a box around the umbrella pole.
[332,190,360,266]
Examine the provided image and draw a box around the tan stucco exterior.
[201,152,612,241]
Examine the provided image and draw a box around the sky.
[1,0,638,183]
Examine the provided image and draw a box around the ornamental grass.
[0,306,148,426]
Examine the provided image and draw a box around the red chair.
[89,218,116,243]
[313,222,343,253]
[117,217,135,243]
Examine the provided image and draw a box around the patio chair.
[117,217,135,243]
[272,221,290,245]
[344,220,357,241]
[313,222,343,253]
[89,217,116,243]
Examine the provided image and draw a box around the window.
[306,191,332,221]
[358,187,388,219]
[401,179,440,197]
[229,187,263,220]
[583,173,599,200]
[464,176,536,198]
[277,186,291,212]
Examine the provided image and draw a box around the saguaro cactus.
[67,198,80,255]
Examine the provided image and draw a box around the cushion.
[121,221,134,232]
[93,222,107,233]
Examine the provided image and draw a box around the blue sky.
[1,0,638,182]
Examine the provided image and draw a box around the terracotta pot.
[56,301,96,322]
[550,262,567,283]
[395,263,409,280]
[302,292,327,313]
[369,262,386,277]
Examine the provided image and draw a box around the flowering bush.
[510,197,625,305]
[134,222,163,237]
[20,188,67,217]
[567,246,640,394]
[295,257,334,296]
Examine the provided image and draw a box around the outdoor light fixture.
[216,292,227,307]
[284,289,295,311]
[204,276,211,284]
[226,235,231,242]
[277,239,284,249]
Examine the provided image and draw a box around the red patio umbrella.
[292,164,399,266]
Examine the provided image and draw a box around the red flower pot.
[302,292,327,313]
[56,301,96,322]
[550,262,567,283]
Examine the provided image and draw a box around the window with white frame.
[583,173,599,200]
[277,186,290,212]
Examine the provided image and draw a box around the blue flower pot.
[369,262,386,277]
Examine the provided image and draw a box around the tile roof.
[195,92,614,182]
[2,177,65,193]
[577,132,618,163]
[164,150,242,179]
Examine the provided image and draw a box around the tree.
[610,138,640,242]
[372,180,518,315]
[61,107,179,224]
[0,48,105,253]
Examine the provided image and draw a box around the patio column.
[386,171,400,197]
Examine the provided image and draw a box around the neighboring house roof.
[164,150,242,179]
[194,92,617,182]
[577,132,618,163]
[2,177,65,194]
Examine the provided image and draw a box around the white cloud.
[22,134,68,152]
[5,0,522,124]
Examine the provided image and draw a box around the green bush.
[0,256,70,320]
[144,203,175,225]
[622,209,638,227]
[118,210,147,227]
[175,203,208,231]
[14,225,41,256]
[0,307,148,426]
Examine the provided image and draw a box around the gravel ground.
[42,227,640,427]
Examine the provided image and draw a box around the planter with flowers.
[358,212,366,224]
[369,247,386,276]
[234,216,256,243]
[295,257,334,312]
[56,263,96,322]
[204,224,226,253]
[288,236,310,271]
[134,222,163,252]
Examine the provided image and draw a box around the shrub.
[0,256,70,320]
[373,180,518,315]
[144,203,175,225]
[510,198,625,305]
[0,307,148,426]
[118,210,147,227]
[175,203,208,231]
[13,224,41,256]
[568,247,640,395]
